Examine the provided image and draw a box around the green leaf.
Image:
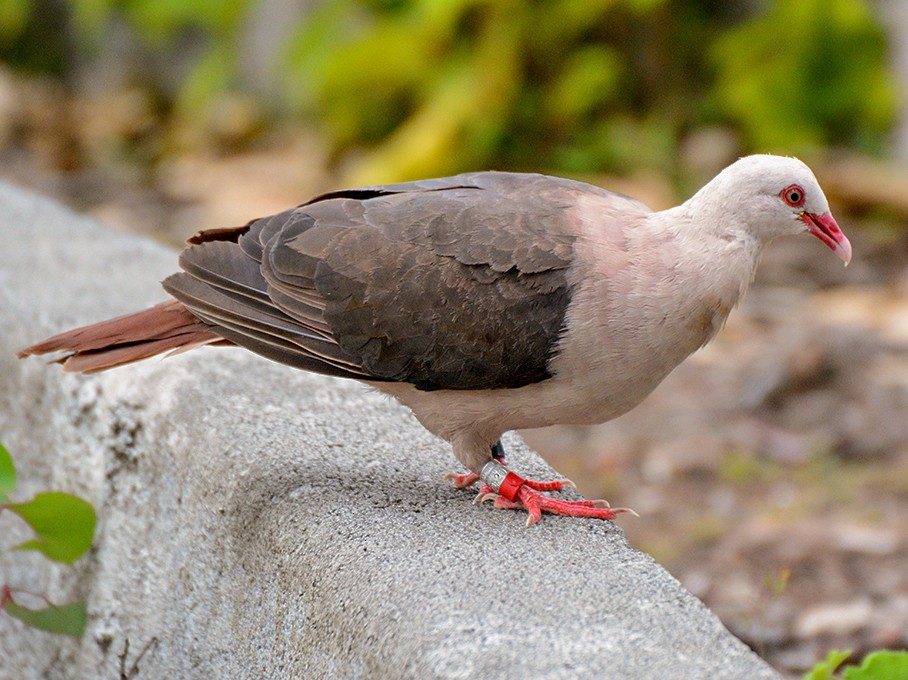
[0,441,15,503]
[3,598,87,637]
[803,650,908,680]
[804,650,851,679]
[7,492,96,564]
[844,651,908,680]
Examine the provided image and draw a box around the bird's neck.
[648,201,764,326]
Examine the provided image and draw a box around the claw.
[512,485,631,524]
[445,470,480,488]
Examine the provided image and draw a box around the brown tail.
[17,300,228,374]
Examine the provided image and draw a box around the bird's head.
[697,154,852,265]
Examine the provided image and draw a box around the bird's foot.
[473,459,636,526]
[444,470,573,493]
[478,486,637,526]
[443,472,496,504]
[444,470,481,489]
[444,440,510,489]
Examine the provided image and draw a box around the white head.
[693,154,851,264]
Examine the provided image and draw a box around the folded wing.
[164,172,646,390]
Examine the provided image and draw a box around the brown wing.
[164,172,647,390]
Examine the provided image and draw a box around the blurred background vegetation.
[0,0,898,188]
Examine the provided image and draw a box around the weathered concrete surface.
[0,182,780,679]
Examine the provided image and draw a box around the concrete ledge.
[0,182,780,678]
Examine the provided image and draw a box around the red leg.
[480,485,636,526]
[445,445,573,491]
[444,440,510,489]
[445,446,632,526]
[442,470,497,504]
[468,459,635,526]
[444,471,575,492]
[444,470,480,488]
[442,473,499,505]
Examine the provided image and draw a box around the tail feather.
[17,300,227,374]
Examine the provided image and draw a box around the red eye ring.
[780,184,805,208]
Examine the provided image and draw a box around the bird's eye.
[780,184,805,208]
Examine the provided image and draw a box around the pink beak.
[802,212,852,266]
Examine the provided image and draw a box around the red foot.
[479,485,637,526]
[446,465,634,526]
[444,470,480,488]
[444,470,574,493]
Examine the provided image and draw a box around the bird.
[18,154,851,526]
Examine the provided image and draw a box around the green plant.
[710,0,895,154]
[281,0,691,182]
[805,650,908,680]
[71,0,252,119]
[0,441,97,637]
[279,0,897,182]
[0,0,897,180]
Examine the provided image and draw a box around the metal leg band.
[479,459,525,503]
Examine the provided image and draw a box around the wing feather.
[169,171,649,390]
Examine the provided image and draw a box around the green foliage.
[0,0,898,179]
[0,442,15,503]
[0,440,97,637]
[68,0,250,125]
[710,0,896,154]
[851,651,908,680]
[7,492,97,564]
[807,650,853,679]
[70,0,250,45]
[281,0,670,181]
[2,594,88,637]
[805,650,908,680]
[0,0,30,44]
[279,0,896,181]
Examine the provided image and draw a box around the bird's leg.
[445,440,578,492]
[445,442,592,517]
[444,440,507,489]
[475,459,637,526]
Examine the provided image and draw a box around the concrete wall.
[0,182,779,678]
